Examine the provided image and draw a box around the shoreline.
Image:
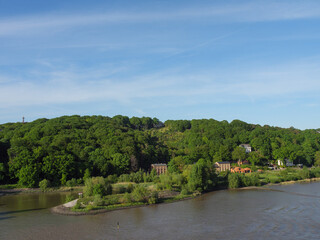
[0,186,83,196]
[51,195,197,216]
[3,177,320,216]
[52,177,320,216]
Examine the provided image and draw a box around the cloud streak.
[1,0,320,36]
[1,58,320,109]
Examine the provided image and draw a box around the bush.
[65,195,76,203]
[228,174,241,189]
[66,178,77,187]
[106,174,118,183]
[72,201,81,210]
[83,177,112,197]
[148,191,159,204]
[93,184,105,196]
[104,195,120,205]
[39,179,50,192]
[77,178,83,185]
[310,167,320,178]
[180,185,190,195]
[127,183,134,193]
[118,174,130,182]
[115,185,127,194]
[131,185,149,202]
[300,168,310,179]
[83,168,91,182]
[122,192,132,203]
[93,194,104,207]
[86,204,94,211]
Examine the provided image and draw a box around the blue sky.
[0,0,320,129]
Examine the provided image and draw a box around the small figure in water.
[117,222,120,230]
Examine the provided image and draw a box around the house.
[241,168,252,173]
[231,167,252,173]
[151,163,168,175]
[278,159,294,167]
[231,167,241,173]
[214,161,231,172]
[285,159,294,167]
[239,144,252,153]
[238,160,249,166]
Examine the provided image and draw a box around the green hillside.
[0,115,319,187]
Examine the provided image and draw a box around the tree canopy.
[0,115,319,187]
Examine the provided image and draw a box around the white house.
[278,159,294,167]
[239,144,252,153]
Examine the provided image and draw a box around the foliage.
[228,173,242,189]
[188,159,217,192]
[83,177,112,197]
[314,151,320,166]
[65,194,76,203]
[232,147,246,162]
[66,178,77,187]
[131,184,149,202]
[1,115,320,187]
[39,179,50,192]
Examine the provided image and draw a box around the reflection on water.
[1,182,320,240]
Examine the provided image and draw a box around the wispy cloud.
[1,0,320,36]
[1,57,320,109]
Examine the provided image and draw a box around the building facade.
[214,161,231,172]
[239,144,252,153]
[151,163,168,175]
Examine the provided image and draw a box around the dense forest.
[0,115,320,187]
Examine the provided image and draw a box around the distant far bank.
[0,115,320,190]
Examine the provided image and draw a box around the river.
[1,182,320,240]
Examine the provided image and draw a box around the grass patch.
[0,184,18,189]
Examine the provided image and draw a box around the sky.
[0,0,320,130]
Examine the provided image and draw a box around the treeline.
[0,115,320,187]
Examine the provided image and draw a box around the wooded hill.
[0,115,319,187]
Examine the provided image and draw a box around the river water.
[1,182,320,240]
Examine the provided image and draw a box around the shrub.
[131,185,149,202]
[65,195,76,203]
[66,178,77,187]
[93,194,104,207]
[106,174,118,183]
[228,173,241,189]
[118,174,130,182]
[300,167,310,179]
[60,174,67,186]
[104,195,120,205]
[77,178,83,185]
[115,185,127,194]
[72,201,81,210]
[93,184,105,196]
[39,179,50,192]
[83,168,91,182]
[86,204,94,211]
[122,192,132,203]
[127,183,134,193]
[180,185,190,195]
[148,191,159,204]
[84,177,112,197]
[310,167,320,178]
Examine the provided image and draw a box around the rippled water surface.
[1,182,320,240]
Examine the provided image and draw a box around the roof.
[240,144,251,147]
[216,161,230,164]
[151,163,167,166]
